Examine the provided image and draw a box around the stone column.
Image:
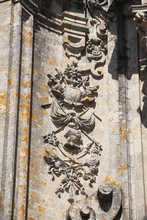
[0,2,22,219]
[12,8,34,220]
[131,3,147,215]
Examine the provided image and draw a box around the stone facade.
[0,0,147,219]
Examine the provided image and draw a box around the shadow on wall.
[140,80,147,128]
[108,0,140,81]
[108,0,147,130]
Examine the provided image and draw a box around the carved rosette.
[42,0,109,202]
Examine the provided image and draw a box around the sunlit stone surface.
[0,0,147,219]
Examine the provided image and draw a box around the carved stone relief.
[67,183,122,220]
[41,1,121,213]
[43,61,103,202]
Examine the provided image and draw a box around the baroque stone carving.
[62,13,88,60]
[42,0,109,202]
[43,61,102,200]
[67,183,122,220]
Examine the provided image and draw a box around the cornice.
[12,0,88,34]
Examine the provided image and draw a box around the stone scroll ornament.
[67,183,122,220]
[42,0,114,204]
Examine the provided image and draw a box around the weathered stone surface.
[0,0,146,219]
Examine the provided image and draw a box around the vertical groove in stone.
[117,3,131,219]
[11,4,22,220]
[25,16,35,220]
[12,8,34,220]
[0,2,22,219]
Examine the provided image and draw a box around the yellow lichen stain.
[38,205,46,214]
[128,128,132,133]
[119,166,128,171]
[48,60,57,66]
[115,183,122,187]
[105,177,122,187]
[30,169,36,174]
[22,127,29,135]
[41,181,47,186]
[21,81,31,88]
[11,70,17,76]
[87,97,94,102]
[20,104,30,111]
[120,128,127,140]
[64,36,71,44]
[21,148,28,154]
[32,177,40,185]
[120,171,124,176]
[27,31,33,36]
[38,97,49,103]
[24,38,33,47]
[4,72,8,77]
[112,129,116,134]
[31,159,39,168]
[64,36,68,41]
[14,92,18,97]
[30,191,39,199]
[42,109,48,116]
[0,192,2,214]
[22,136,29,144]
[60,212,66,218]
[37,215,46,220]
[30,152,35,157]
[105,177,111,182]
[22,168,27,174]
[19,185,26,190]
[24,93,31,104]
[32,114,38,121]
[46,147,58,158]
[21,112,30,125]
[42,84,49,92]
[0,92,7,111]
[20,156,27,163]
[117,166,128,177]
[20,204,25,217]
[33,70,40,76]
[8,2,13,6]
[39,153,46,159]
[119,152,124,155]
